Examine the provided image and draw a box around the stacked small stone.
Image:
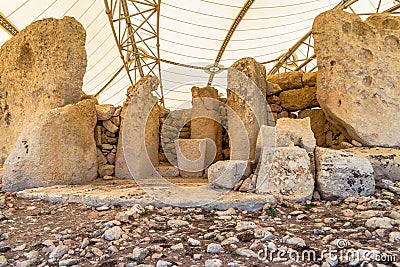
[266,71,348,148]
[95,104,122,179]
[158,108,191,165]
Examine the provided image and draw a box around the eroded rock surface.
[0,17,87,163]
[313,10,400,147]
[256,146,314,202]
[315,147,375,200]
[2,100,97,192]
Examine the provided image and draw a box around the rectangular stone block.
[175,139,208,177]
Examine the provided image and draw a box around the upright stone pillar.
[191,86,223,162]
[115,76,159,179]
[226,57,269,161]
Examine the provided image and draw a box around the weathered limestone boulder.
[302,72,317,87]
[208,160,252,189]
[2,100,97,192]
[191,86,223,162]
[266,71,303,91]
[227,57,271,161]
[275,118,316,152]
[115,76,159,179]
[0,17,87,164]
[279,86,319,111]
[96,104,116,121]
[255,125,276,164]
[313,10,400,147]
[344,147,400,181]
[315,147,375,200]
[256,146,314,202]
[175,139,210,177]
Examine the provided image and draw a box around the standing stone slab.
[0,17,87,164]
[191,86,223,162]
[256,146,314,202]
[344,147,400,181]
[227,57,270,161]
[208,160,252,189]
[115,76,160,179]
[2,100,97,192]
[175,139,209,177]
[275,117,316,152]
[315,147,375,200]
[313,10,400,147]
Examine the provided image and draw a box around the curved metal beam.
[207,0,254,86]
[0,12,19,36]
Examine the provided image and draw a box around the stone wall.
[95,105,122,179]
[158,102,229,165]
[266,71,349,148]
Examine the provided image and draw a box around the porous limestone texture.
[2,100,97,192]
[313,10,400,147]
[315,147,375,200]
[0,17,87,163]
[227,57,272,161]
[115,76,159,179]
[191,86,223,162]
[275,117,316,153]
[256,146,314,202]
[344,147,400,181]
[208,160,252,189]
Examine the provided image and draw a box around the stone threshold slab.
[15,178,276,211]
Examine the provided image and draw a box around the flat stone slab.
[15,178,276,211]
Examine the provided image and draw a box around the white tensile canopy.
[1,0,397,109]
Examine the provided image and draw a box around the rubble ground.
[0,183,399,267]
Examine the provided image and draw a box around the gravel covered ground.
[0,180,400,267]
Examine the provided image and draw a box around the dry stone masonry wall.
[266,71,349,148]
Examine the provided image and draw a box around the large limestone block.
[344,147,400,181]
[266,71,303,91]
[313,10,400,147]
[2,100,97,192]
[115,76,159,179]
[256,146,314,202]
[315,147,375,200]
[191,86,223,162]
[255,125,276,165]
[279,86,319,111]
[227,57,270,161]
[275,117,316,152]
[208,160,252,189]
[175,139,210,177]
[0,17,87,163]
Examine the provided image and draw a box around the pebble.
[207,243,224,253]
[171,243,184,251]
[283,236,306,247]
[130,247,149,261]
[389,231,400,243]
[58,259,79,266]
[0,256,7,267]
[365,217,393,229]
[49,244,69,259]
[104,226,123,241]
[205,259,223,267]
[96,205,110,211]
[167,219,189,228]
[156,260,173,267]
[234,247,257,258]
[188,237,201,246]
[236,221,257,231]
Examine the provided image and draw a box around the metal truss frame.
[0,12,19,36]
[104,0,165,105]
